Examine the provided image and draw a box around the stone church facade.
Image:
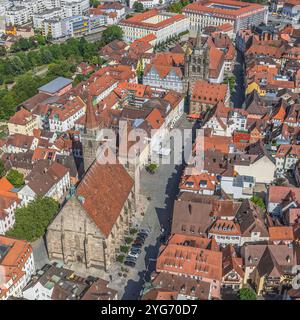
[46,161,135,273]
[184,28,210,93]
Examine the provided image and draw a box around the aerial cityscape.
[0,0,300,304]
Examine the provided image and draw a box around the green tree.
[237,288,257,300]
[0,46,6,57]
[133,1,144,12]
[6,197,59,242]
[0,159,5,177]
[251,195,266,211]
[6,169,24,188]
[90,0,100,8]
[102,25,123,45]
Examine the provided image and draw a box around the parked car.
[137,232,148,239]
[136,236,145,242]
[140,228,150,235]
[124,261,136,267]
[130,248,141,254]
[128,251,139,258]
[125,256,137,262]
[131,243,142,250]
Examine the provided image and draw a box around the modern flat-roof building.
[119,9,189,44]
[183,0,268,34]
[38,77,73,96]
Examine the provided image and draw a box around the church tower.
[81,92,101,172]
[186,26,210,86]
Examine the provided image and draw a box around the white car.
[128,251,139,258]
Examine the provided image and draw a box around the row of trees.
[0,26,123,120]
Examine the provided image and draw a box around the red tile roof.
[76,162,134,238]
[183,0,265,18]
[8,108,35,126]
[156,234,223,282]
[120,9,186,30]
[191,80,228,105]
[269,226,294,242]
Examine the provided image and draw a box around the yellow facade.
[246,82,266,96]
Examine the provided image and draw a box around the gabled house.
[234,140,276,184]
[221,245,244,291]
[235,199,269,246]
[242,244,296,296]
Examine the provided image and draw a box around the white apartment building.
[5,6,30,25]
[48,102,85,133]
[120,10,189,44]
[33,7,62,29]
[5,0,89,26]
[61,0,89,18]
[0,198,20,235]
[182,0,268,33]
[41,18,63,38]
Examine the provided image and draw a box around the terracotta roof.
[242,244,296,275]
[269,226,294,242]
[180,170,216,193]
[209,47,224,79]
[275,144,300,159]
[222,245,244,279]
[120,9,186,30]
[6,134,35,149]
[26,160,69,196]
[156,234,223,284]
[8,108,35,126]
[191,80,227,105]
[209,219,241,236]
[268,186,300,204]
[145,108,165,129]
[0,236,32,299]
[81,279,118,300]
[183,0,264,18]
[76,161,134,238]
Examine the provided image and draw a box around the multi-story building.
[48,97,86,133]
[41,18,64,38]
[143,53,185,93]
[275,144,300,177]
[156,234,222,299]
[62,15,90,38]
[0,236,35,300]
[33,8,62,29]
[22,263,90,300]
[0,178,21,235]
[119,9,189,44]
[18,161,70,205]
[7,108,39,136]
[183,0,268,34]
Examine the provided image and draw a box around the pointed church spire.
[85,92,98,130]
[195,25,202,50]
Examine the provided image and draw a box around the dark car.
[131,244,142,250]
[136,236,145,242]
[125,256,137,262]
[130,248,141,254]
[137,232,148,239]
[124,261,136,268]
